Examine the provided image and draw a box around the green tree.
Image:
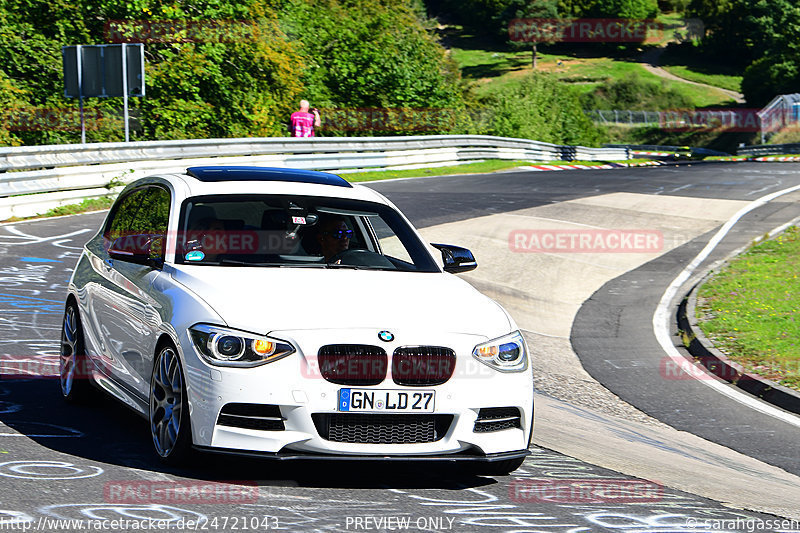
[280,0,465,135]
[85,0,306,139]
[0,0,306,144]
[742,55,800,107]
[687,0,800,65]
[684,0,800,105]
[424,0,514,35]
[502,0,559,68]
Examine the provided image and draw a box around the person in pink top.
[290,100,321,137]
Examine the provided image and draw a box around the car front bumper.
[181,328,535,458]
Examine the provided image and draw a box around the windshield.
[175,194,440,272]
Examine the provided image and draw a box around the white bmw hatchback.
[61,166,534,473]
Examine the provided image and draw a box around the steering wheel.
[328,248,396,269]
[328,248,372,264]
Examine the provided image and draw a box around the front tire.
[150,344,192,465]
[60,302,92,402]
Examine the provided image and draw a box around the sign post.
[122,43,129,141]
[62,44,145,143]
[77,45,85,143]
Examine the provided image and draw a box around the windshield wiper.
[325,263,395,271]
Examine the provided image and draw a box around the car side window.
[105,186,171,261]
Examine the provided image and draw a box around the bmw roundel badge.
[378,330,394,342]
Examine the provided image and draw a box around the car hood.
[169,266,513,338]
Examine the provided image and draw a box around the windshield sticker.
[185,250,205,262]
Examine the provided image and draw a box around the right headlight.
[472,331,528,372]
[189,324,295,368]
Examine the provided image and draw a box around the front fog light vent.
[217,403,285,431]
[473,407,521,433]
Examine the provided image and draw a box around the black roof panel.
[186,166,352,188]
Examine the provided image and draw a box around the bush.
[768,126,800,145]
[580,73,694,111]
[483,73,606,146]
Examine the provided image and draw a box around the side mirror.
[431,243,477,274]
[108,235,164,269]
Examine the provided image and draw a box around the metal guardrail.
[0,135,630,219]
[737,143,800,157]
[606,144,731,157]
[604,143,691,153]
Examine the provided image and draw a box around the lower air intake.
[312,413,453,444]
[217,403,285,431]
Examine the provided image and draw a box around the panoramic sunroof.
[186,166,352,188]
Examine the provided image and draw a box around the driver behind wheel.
[317,215,352,263]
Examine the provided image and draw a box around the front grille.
[473,407,521,433]
[217,403,285,431]
[318,344,387,386]
[312,413,453,444]
[392,346,456,386]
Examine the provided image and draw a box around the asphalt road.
[572,201,800,475]
[0,162,798,532]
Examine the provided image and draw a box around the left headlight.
[472,331,528,372]
[189,324,295,368]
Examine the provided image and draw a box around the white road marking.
[0,227,91,246]
[653,183,800,428]
[746,181,783,196]
[668,184,692,193]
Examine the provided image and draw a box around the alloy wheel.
[150,347,185,458]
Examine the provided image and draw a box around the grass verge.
[344,159,647,182]
[695,226,800,390]
[344,160,531,182]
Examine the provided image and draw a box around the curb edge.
[678,278,800,415]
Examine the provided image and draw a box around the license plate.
[338,389,435,413]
